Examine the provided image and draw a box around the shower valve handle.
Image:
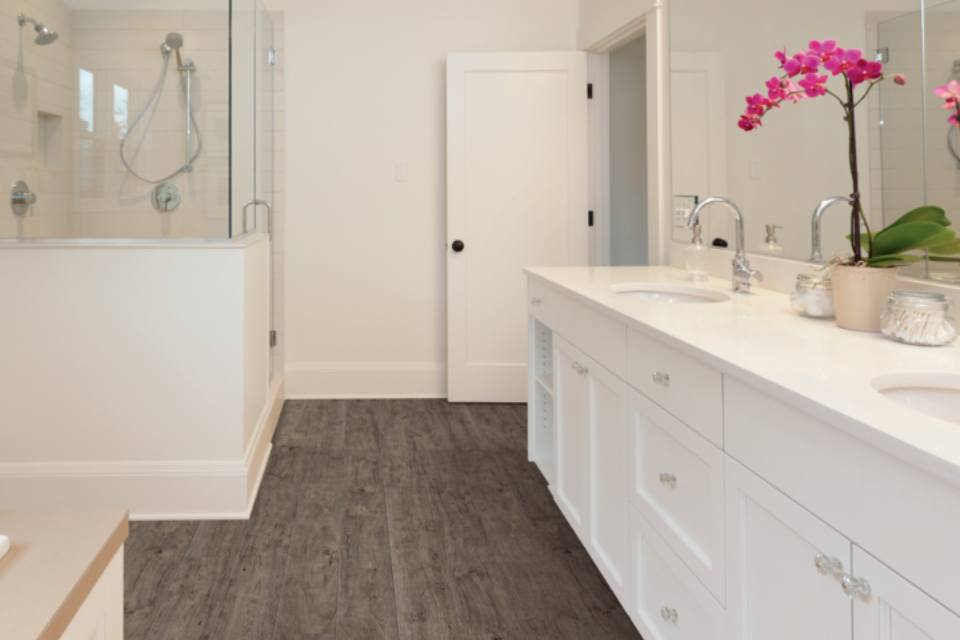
[10,180,37,216]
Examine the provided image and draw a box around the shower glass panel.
[0,0,273,241]
[921,0,960,281]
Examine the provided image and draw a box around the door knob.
[451,239,465,252]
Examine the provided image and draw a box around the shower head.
[161,32,184,55]
[17,13,58,45]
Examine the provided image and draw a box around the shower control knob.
[451,240,465,253]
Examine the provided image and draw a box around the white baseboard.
[0,379,286,521]
[285,361,446,399]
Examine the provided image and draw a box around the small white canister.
[790,272,835,318]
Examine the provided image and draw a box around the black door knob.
[451,240,465,252]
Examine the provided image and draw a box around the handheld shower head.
[17,13,58,45]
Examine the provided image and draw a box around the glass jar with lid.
[790,272,835,318]
[880,290,957,347]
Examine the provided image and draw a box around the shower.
[17,13,58,45]
[120,32,203,185]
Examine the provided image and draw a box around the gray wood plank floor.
[125,400,641,640]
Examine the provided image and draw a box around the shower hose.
[119,52,203,184]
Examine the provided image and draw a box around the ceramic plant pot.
[831,265,897,332]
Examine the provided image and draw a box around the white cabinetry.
[61,550,124,640]
[554,336,632,604]
[586,357,631,604]
[554,337,592,538]
[853,547,960,640]
[630,510,725,640]
[726,460,850,640]
[526,274,960,640]
[630,390,725,603]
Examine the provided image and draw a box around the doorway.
[588,32,652,267]
[609,35,649,266]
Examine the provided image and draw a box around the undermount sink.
[872,372,960,427]
[611,282,730,304]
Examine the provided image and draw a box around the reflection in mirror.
[669,0,925,267]
[902,0,960,281]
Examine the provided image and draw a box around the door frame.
[586,3,670,267]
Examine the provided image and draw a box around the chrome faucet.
[810,196,852,264]
[688,197,763,293]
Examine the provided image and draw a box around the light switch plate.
[672,195,699,242]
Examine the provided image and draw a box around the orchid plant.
[936,80,960,127]
[738,40,907,265]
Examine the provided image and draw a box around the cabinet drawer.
[528,278,568,335]
[529,278,628,380]
[630,390,725,604]
[627,329,723,446]
[631,509,726,640]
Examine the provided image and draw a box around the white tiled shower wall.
[0,0,75,238]
[876,5,960,278]
[71,9,230,238]
[0,3,237,239]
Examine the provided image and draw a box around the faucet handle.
[733,256,763,292]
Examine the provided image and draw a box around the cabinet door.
[853,547,960,640]
[554,337,591,538]
[587,360,631,604]
[726,459,851,640]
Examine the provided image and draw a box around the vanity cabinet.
[726,459,851,640]
[526,273,960,640]
[554,336,592,538]
[852,548,960,640]
[554,335,632,604]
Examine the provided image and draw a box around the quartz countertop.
[525,266,960,488]
[0,510,128,640]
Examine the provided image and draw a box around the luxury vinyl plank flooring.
[125,400,640,640]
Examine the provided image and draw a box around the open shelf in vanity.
[528,318,555,487]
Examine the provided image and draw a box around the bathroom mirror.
[668,0,957,277]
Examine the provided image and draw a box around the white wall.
[0,235,281,518]
[609,35,648,265]
[282,0,579,398]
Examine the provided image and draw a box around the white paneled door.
[446,52,589,403]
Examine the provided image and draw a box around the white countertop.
[0,510,128,640]
[525,266,960,488]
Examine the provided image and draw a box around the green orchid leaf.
[928,255,960,263]
[866,254,924,268]
[928,238,960,255]
[871,222,956,257]
[887,205,951,229]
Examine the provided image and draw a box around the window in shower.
[112,85,129,137]
[78,68,94,133]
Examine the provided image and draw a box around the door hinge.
[587,83,594,99]
[588,210,595,227]
[269,330,278,348]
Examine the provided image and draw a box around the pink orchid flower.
[738,39,902,132]
[935,81,960,127]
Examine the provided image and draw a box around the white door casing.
[446,52,589,403]
[670,52,728,245]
